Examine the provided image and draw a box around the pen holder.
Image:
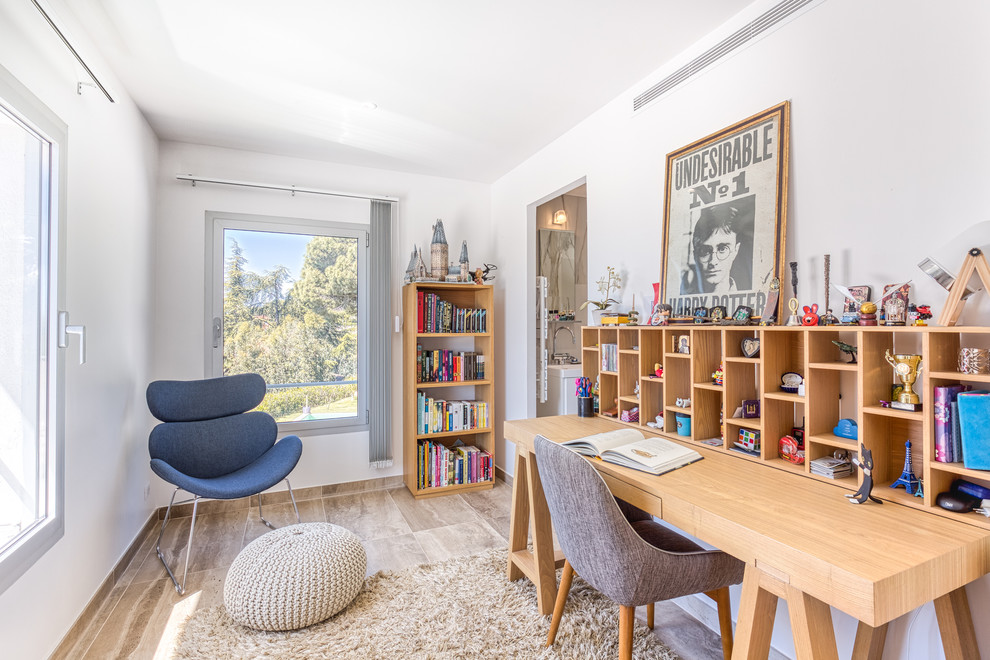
[577,397,594,417]
[675,412,691,437]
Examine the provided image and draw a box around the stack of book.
[810,455,852,479]
[600,343,618,372]
[416,345,485,383]
[416,393,490,434]
[417,292,487,333]
[418,441,492,489]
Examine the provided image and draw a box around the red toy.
[801,303,820,326]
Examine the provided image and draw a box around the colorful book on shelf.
[933,385,967,462]
[560,428,701,475]
[957,391,990,469]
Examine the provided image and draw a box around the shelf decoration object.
[884,350,923,411]
[741,336,760,358]
[778,435,805,464]
[832,418,858,440]
[846,443,882,505]
[832,340,857,363]
[890,441,920,495]
[430,220,449,280]
[879,281,911,326]
[780,372,803,394]
[801,303,820,326]
[937,247,990,326]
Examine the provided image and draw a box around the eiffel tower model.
[890,440,920,495]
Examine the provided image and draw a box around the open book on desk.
[561,428,702,475]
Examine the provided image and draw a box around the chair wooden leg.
[619,604,635,660]
[546,559,574,647]
[706,587,735,659]
[646,602,655,629]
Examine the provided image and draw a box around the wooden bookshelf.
[580,324,990,529]
[402,282,495,498]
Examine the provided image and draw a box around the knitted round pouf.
[224,522,366,631]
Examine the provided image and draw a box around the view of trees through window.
[223,229,359,423]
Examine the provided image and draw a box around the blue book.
[958,392,990,469]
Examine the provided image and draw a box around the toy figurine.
[654,362,663,378]
[858,301,878,326]
[846,443,882,504]
[801,303,820,326]
[890,441,920,494]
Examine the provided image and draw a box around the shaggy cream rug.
[174,548,679,659]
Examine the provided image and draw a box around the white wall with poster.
[492,0,990,658]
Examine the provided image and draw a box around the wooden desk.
[505,416,990,660]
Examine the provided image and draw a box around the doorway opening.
[535,182,587,418]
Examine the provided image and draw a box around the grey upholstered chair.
[534,435,744,659]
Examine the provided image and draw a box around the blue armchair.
[146,373,302,594]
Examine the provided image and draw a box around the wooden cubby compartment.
[578,323,990,530]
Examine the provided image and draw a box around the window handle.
[58,311,86,364]
[212,317,222,348]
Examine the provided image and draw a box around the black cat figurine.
[845,443,883,505]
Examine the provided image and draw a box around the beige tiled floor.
[56,480,724,659]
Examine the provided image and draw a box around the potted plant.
[580,266,622,325]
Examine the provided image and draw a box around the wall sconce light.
[552,195,567,225]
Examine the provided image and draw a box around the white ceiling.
[68,0,751,183]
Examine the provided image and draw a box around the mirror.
[539,229,576,315]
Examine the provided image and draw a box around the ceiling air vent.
[633,0,816,112]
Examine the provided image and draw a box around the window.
[0,69,66,595]
[207,212,369,433]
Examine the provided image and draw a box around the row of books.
[416,393,490,434]
[936,385,990,469]
[416,346,486,383]
[418,440,493,489]
[601,343,618,372]
[417,292,487,334]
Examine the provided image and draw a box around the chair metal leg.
[156,487,199,595]
[257,478,301,529]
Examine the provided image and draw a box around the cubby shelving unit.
[402,282,494,498]
[580,324,990,529]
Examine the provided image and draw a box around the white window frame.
[0,66,66,595]
[205,211,370,434]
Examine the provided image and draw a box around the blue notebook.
[958,392,990,470]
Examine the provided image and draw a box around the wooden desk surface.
[505,415,990,628]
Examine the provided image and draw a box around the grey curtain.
[369,200,394,467]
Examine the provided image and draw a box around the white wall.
[0,3,159,658]
[492,0,990,658]
[155,142,492,491]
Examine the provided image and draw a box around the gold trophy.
[884,350,923,411]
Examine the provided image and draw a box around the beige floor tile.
[242,497,326,545]
[459,480,514,540]
[130,509,247,584]
[388,486,484,532]
[322,490,411,541]
[414,518,506,563]
[363,533,430,576]
[81,568,226,660]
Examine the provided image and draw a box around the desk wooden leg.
[732,564,777,660]
[851,621,888,660]
[526,452,559,615]
[934,586,980,660]
[507,452,530,582]
[786,585,838,660]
